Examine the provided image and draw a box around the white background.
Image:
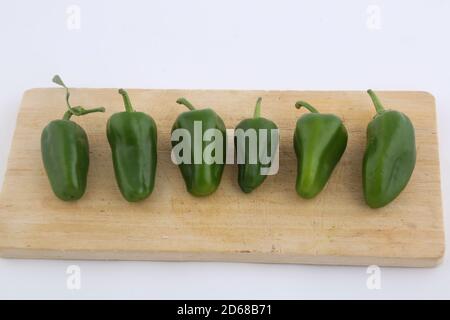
[0,0,449,299]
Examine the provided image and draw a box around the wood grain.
[0,89,444,267]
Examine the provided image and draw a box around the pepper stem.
[295,101,319,113]
[176,98,196,111]
[53,75,105,120]
[63,107,106,120]
[53,75,73,111]
[119,89,135,113]
[367,89,385,114]
[253,97,262,118]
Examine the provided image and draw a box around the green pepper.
[293,101,348,199]
[106,89,157,202]
[171,98,226,197]
[363,90,416,208]
[41,75,105,201]
[235,97,278,193]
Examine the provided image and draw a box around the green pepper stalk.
[52,75,105,120]
[118,89,135,112]
[363,90,416,208]
[367,89,385,115]
[41,75,105,201]
[172,97,226,197]
[235,97,278,193]
[106,89,158,202]
[293,100,348,199]
[295,100,319,113]
[176,97,196,111]
[253,97,262,118]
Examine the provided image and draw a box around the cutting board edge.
[0,245,444,268]
[21,87,438,97]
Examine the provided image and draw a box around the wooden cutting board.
[0,89,444,267]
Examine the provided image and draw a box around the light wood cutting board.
[0,89,444,267]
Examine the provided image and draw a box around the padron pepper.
[171,98,226,197]
[293,101,348,198]
[107,89,157,202]
[363,90,416,208]
[235,97,278,193]
[41,75,105,201]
